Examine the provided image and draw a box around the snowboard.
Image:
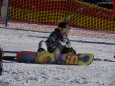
[16,51,94,66]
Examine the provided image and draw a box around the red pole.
[112,0,115,19]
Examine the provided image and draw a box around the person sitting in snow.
[37,22,76,54]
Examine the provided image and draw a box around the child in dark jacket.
[38,22,76,54]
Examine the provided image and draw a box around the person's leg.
[37,40,47,52]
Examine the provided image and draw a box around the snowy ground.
[0,27,115,86]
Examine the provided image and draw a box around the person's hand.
[68,48,76,54]
[63,38,71,48]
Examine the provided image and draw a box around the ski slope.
[0,28,115,86]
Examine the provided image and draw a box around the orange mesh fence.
[1,0,115,32]
[112,0,115,18]
[66,0,115,31]
[8,0,67,25]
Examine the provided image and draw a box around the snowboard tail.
[16,51,94,66]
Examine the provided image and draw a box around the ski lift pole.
[5,0,9,27]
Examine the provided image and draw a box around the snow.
[0,27,115,86]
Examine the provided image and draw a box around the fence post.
[5,0,9,27]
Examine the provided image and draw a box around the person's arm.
[61,38,76,54]
[46,32,63,50]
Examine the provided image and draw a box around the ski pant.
[38,40,61,54]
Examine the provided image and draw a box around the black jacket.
[46,29,76,54]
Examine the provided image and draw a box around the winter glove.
[61,46,69,54]
[68,48,76,54]
[61,47,76,54]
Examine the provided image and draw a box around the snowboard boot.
[38,40,47,52]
